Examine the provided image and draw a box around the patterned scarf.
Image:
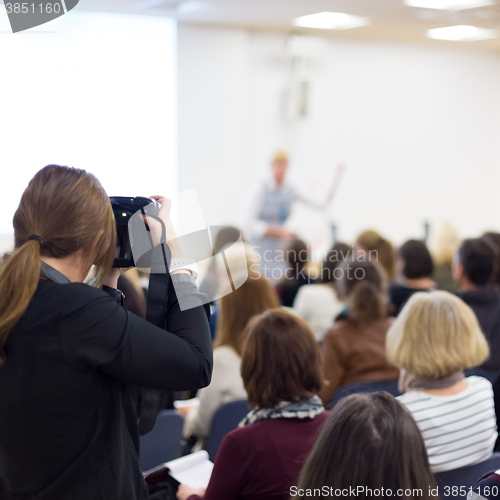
[238,395,324,428]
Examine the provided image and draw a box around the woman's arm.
[57,274,213,391]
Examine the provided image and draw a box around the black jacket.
[458,286,500,372]
[0,271,212,500]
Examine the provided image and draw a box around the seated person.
[181,276,280,442]
[292,392,436,499]
[468,470,500,500]
[454,238,500,374]
[177,310,328,500]
[355,230,396,283]
[390,239,436,316]
[318,260,399,406]
[275,238,310,307]
[387,291,496,473]
[293,242,351,342]
[429,222,460,294]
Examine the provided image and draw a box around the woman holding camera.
[0,165,213,499]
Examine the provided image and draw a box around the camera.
[110,196,160,268]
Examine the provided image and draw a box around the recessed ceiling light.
[293,12,370,30]
[427,24,498,40]
[405,0,494,10]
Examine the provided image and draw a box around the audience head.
[294,392,436,499]
[271,150,288,186]
[0,165,115,366]
[215,275,280,356]
[397,240,434,280]
[337,260,388,325]
[285,238,308,274]
[241,309,322,409]
[483,232,500,285]
[355,230,395,282]
[320,242,352,285]
[212,226,242,255]
[386,291,489,379]
[453,238,496,289]
[429,222,460,268]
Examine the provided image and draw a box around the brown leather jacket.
[318,316,400,406]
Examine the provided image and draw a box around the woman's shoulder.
[225,411,329,443]
[38,280,110,304]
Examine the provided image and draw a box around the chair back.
[139,409,184,471]
[329,379,400,408]
[206,399,249,461]
[435,453,500,500]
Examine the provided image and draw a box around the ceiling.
[71,0,500,51]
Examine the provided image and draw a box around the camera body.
[110,196,160,268]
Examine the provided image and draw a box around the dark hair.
[213,226,242,254]
[458,238,496,286]
[399,240,434,280]
[482,232,500,285]
[339,260,387,325]
[321,242,352,285]
[286,238,308,273]
[294,392,436,500]
[0,165,116,366]
[241,309,322,408]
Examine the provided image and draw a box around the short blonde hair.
[386,291,489,379]
[272,150,288,164]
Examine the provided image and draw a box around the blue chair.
[435,453,500,500]
[139,410,184,472]
[205,399,250,461]
[329,379,400,408]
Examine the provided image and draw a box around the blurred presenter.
[244,152,344,278]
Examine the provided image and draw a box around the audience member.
[387,291,496,473]
[390,239,436,316]
[292,392,436,500]
[181,276,280,443]
[177,310,328,500]
[276,238,310,307]
[429,222,459,293]
[355,230,396,282]
[318,260,399,406]
[293,242,351,341]
[454,238,500,374]
[199,226,242,301]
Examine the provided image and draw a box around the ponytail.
[0,241,42,366]
[348,281,386,325]
[0,164,117,367]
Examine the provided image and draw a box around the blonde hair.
[429,222,460,267]
[272,150,288,164]
[386,291,489,379]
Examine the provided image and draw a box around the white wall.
[0,10,177,254]
[178,25,500,247]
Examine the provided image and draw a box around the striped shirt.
[398,376,498,473]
